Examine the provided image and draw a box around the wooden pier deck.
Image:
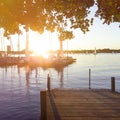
[40,89,120,120]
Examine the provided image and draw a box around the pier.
[41,89,120,120]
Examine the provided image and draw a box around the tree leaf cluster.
[95,0,120,25]
[0,0,119,40]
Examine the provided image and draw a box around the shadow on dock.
[40,89,120,120]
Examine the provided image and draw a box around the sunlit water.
[0,53,120,120]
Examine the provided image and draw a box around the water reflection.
[0,65,44,120]
[0,63,69,120]
[25,65,30,92]
[24,65,66,90]
[0,54,120,120]
[56,67,64,88]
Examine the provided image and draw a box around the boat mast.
[94,47,97,55]
[25,26,29,57]
[18,34,20,53]
[7,36,13,57]
[0,29,6,57]
[49,31,52,51]
[58,40,62,58]
[0,29,3,57]
[17,33,20,58]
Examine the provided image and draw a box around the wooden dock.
[40,89,120,120]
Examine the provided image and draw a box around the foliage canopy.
[0,0,119,40]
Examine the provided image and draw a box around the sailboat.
[93,47,97,55]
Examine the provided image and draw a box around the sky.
[66,19,120,50]
[0,6,120,52]
[21,19,120,51]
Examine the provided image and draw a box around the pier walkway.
[41,89,120,120]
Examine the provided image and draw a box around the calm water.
[0,53,120,120]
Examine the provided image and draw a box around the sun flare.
[34,49,49,58]
[31,44,49,57]
[29,31,50,57]
[28,30,60,58]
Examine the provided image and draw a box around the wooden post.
[89,69,91,89]
[47,74,50,91]
[111,77,115,92]
[40,91,46,120]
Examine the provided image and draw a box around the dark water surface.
[0,53,120,120]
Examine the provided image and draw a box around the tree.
[0,0,119,37]
[58,29,74,56]
[95,0,120,26]
[0,0,94,36]
[0,0,22,36]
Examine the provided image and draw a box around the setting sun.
[29,31,51,56]
[32,46,48,56]
[31,41,48,55]
[28,30,59,56]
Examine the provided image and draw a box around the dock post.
[89,69,91,89]
[40,91,46,120]
[47,74,50,92]
[111,77,115,92]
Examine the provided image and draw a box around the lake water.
[0,53,120,120]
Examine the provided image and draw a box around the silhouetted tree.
[95,0,120,26]
[0,0,119,38]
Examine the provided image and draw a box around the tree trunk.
[59,40,63,57]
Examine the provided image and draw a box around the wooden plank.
[46,92,55,120]
[45,89,120,120]
[40,91,47,120]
